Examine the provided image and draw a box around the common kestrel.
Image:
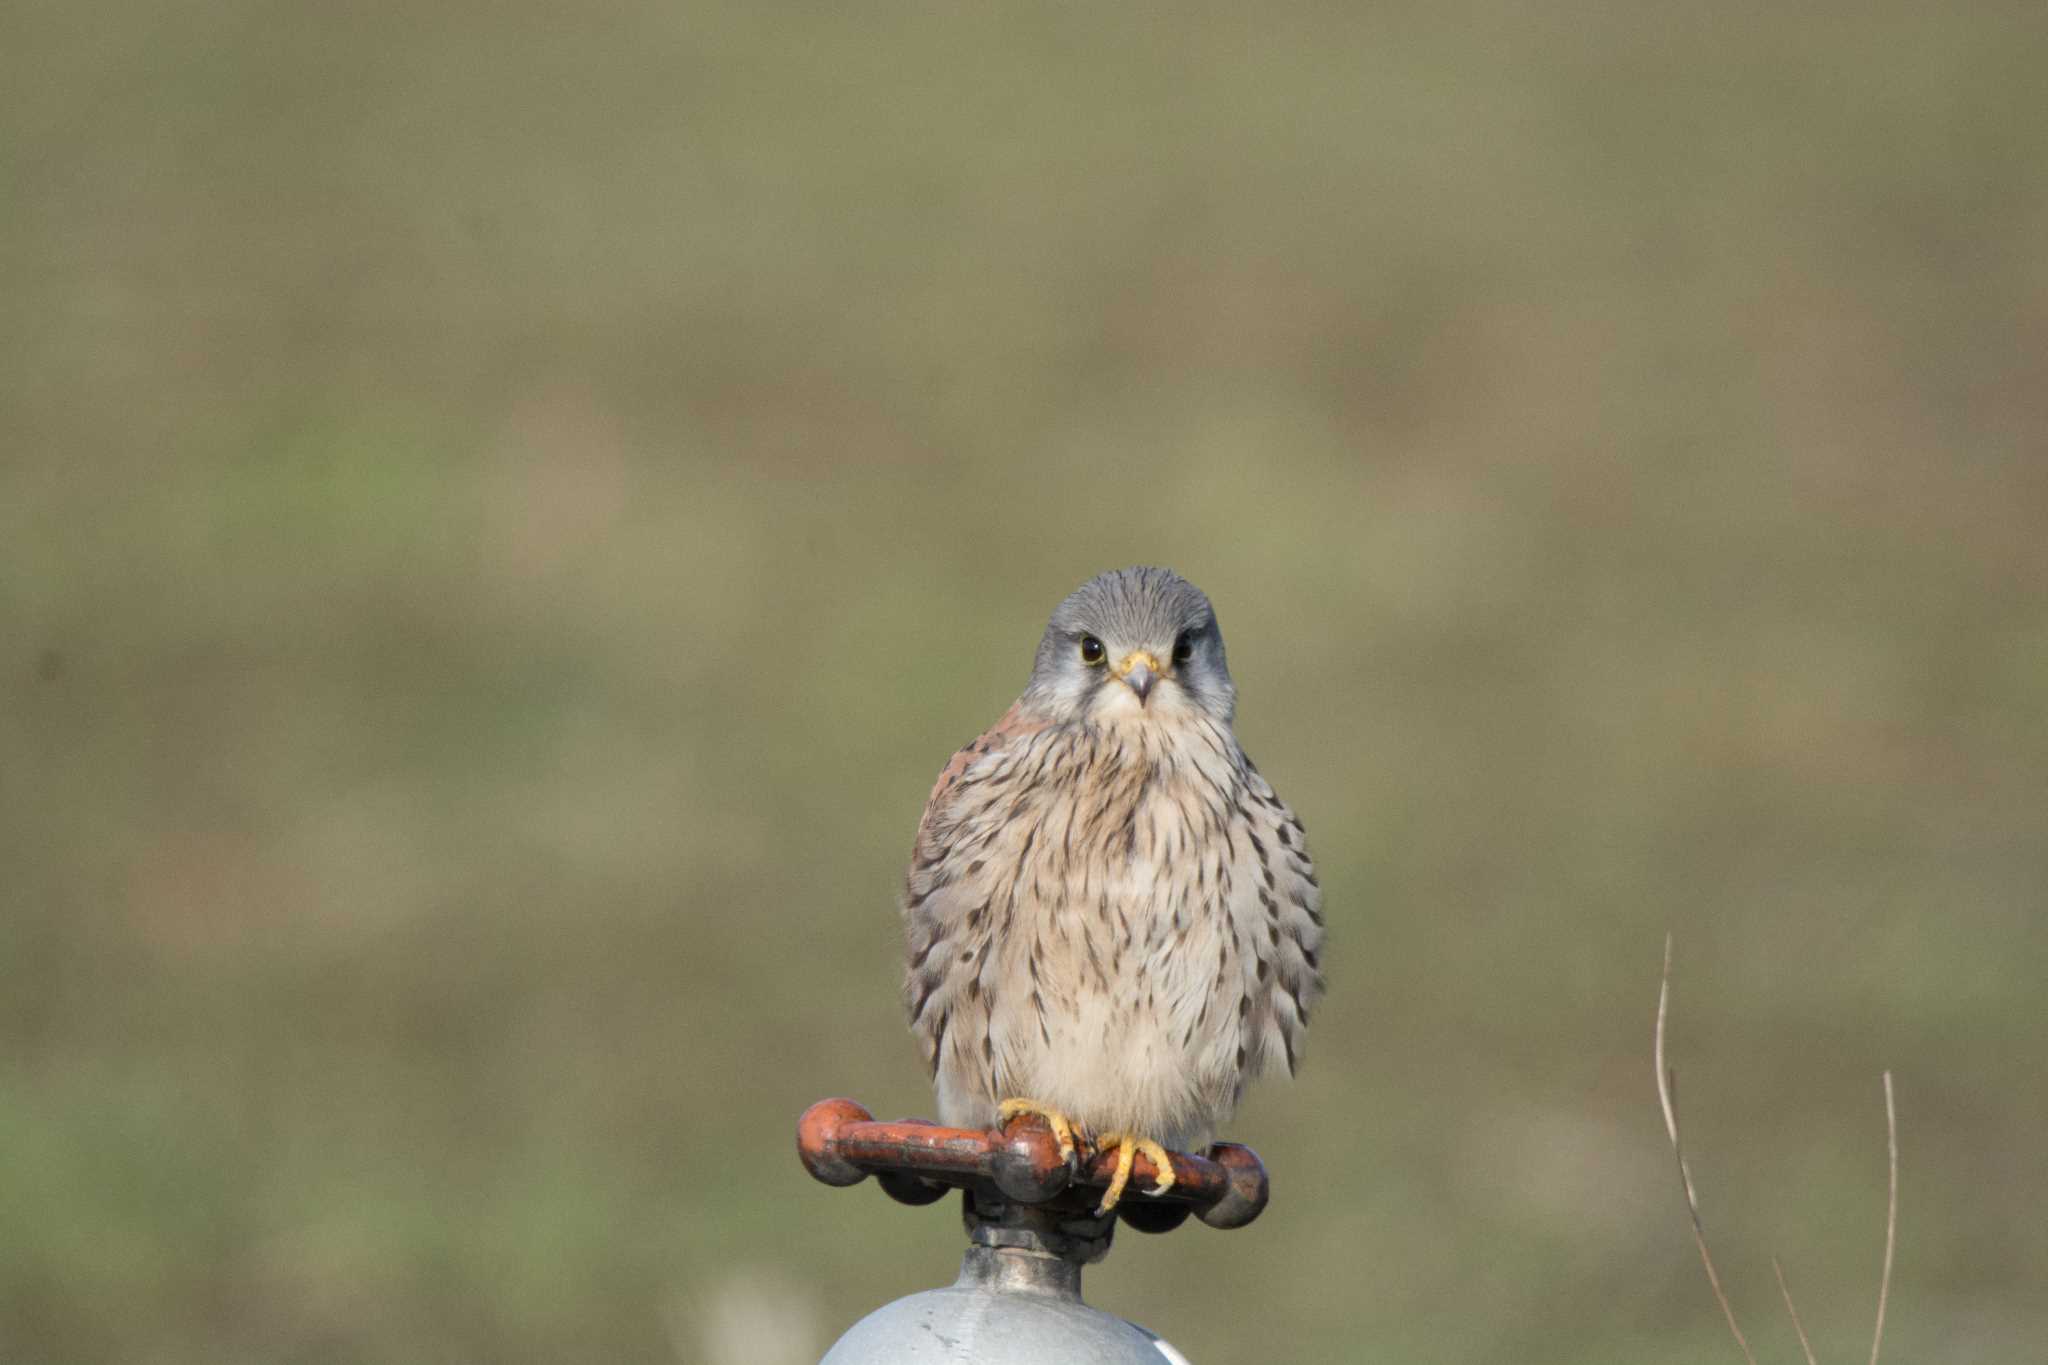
[902,567,1325,1212]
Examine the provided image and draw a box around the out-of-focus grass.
[3,3,2045,1361]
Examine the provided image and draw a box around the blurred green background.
[4,2,2045,1361]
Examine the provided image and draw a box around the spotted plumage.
[901,568,1324,1181]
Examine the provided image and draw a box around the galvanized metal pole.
[821,1195,1191,1364]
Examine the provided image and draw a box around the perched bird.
[901,567,1325,1212]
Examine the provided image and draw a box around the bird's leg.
[1090,1132,1176,1213]
[995,1097,1079,1165]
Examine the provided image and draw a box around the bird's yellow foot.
[1091,1132,1176,1214]
[996,1097,1079,1165]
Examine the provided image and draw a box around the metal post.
[798,1099,1267,1363]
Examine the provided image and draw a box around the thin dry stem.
[1772,1256,1819,1365]
[1870,1070,1897,1365]
[1658,939,1901,1365]
[1656,934,1758,1365]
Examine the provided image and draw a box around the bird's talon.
[1092,1132,1176,1213]
[997,1097,1079,1165]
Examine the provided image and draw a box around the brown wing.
[911,701,1036,849]
[901,701,1045,1080]
[1242,763,1325,1083]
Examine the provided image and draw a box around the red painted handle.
[796,1097,1268,1230]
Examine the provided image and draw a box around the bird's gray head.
[1022,567,1235,725]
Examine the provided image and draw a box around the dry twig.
[1655,933,1757,1365]
[1657,938,1901,1365]
[1870,1070,1897,1365]
[1771,1257,1818,1365]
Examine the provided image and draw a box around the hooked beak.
[1115,651,1162,705]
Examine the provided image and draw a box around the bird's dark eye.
[1172,631,1195,665]
[1078,635,1106,666]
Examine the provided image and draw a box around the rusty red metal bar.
[797,1097,1269,1231]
